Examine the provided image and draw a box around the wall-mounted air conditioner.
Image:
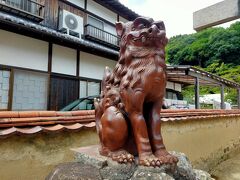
[58,9,83,38]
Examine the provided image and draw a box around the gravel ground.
[211,153,240,180]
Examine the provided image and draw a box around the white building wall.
[12,70,48,110]
[52,44,77,76]
[80,52,116,80]
[67,0,84,8]
[87,0,117,24]
[0,70,10,109]
[175,83,182,92]
[166,81,174,90]
[166,81,182,92]
[0,29,48,71]
[119,16,129,23]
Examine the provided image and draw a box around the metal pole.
[238,88,240,109]
[195,77,200,109]
[220,84,225,109]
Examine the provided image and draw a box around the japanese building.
[0,0,136,111]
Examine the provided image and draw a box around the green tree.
[166,22,240,67]
[166,21,240,105]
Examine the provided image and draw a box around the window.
[0,0,44,21]
[12,69,48,110]
[79,79,100,110]
[165,90,178,100]
[2,0,37,14]
[85,15,119,47]
[80,79,100,98]
[0,69,10,110]
[87,15,104,40]
[88,15,104,30]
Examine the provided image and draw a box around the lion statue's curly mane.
[94,17,178,167]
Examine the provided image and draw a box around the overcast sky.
[119,0,238,37]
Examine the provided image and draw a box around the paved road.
[211,153,240,180]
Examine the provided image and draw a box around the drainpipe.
[238,88,240,109]
[195,77,200,109]
[220,84,225,109]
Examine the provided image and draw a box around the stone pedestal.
[46,145,213,180]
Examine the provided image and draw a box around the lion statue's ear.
[116,22,125,37]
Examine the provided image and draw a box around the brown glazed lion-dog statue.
[94,17,178,167]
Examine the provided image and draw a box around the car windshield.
[72,99,94,110]
[60,95,99,111]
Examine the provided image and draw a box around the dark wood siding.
[41,0,85,29]
[59,1,85,17]
[49,75,79,110]
[41,0,59,29]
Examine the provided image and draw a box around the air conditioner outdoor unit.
[58,9,83,38]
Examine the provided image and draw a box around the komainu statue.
[94,17,178,167]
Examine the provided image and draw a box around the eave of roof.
[167,65,240,88]
[0,109,240,137]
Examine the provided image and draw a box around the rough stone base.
[46,145,214,180]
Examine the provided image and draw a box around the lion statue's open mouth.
[94,17,178,167]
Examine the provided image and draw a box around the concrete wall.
[1,116,240,179]
[0,29,48,71]
[193,0,240,31]
[0,70,10,109]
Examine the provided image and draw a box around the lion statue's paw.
[110,149,135,164]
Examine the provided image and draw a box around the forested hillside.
[166,22,240,104]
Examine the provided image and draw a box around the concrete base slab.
[193,0,240,31]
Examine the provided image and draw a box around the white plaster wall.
[119,16,129,23]
[166,81,174,90]
[166,82,182,92]
[12,70,48,110]
[80,52,116,80]
[87,0,117,24]
[67,0,84,8]
[0,70,10,109]
[0,30,48,71]
[52,44,77,76]
[175,83,182,92]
